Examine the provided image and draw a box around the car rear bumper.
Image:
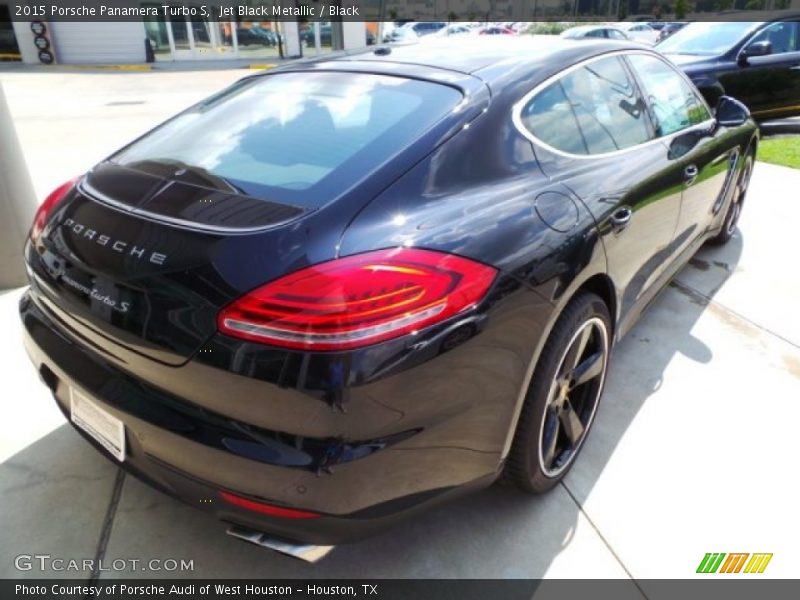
[18,288,544,544]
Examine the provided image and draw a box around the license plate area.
[70,387,126,462]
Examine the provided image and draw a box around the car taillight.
[217,248,497,351]
[30,178,79,241]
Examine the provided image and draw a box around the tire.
[505,292,612,494]
[708,150,754,246]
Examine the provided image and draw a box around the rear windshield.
[111,72,462,208]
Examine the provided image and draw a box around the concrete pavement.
[0,68,798,581]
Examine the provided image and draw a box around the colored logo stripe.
[697,552,773,574]
[697,553,726,573]
[744,553,773,574]
[719,553,749,573]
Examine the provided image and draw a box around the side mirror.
[716,96,750,128]
[738,40,772,64]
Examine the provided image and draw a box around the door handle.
[610,206,633,232]
[684,165,699,185]
[791,65,800,71]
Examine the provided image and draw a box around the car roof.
[329,36,642,81]
[264,36,651,100]
[565,24,610,32]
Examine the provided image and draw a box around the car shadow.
[0,234,743,580]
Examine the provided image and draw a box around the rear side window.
[519,55,652,155]
[627,54,711,137]
[111,72,462,207]
[519,79,587,155]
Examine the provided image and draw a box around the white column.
[165,18,176,60]
[230,22,238,56]
[184,18,195,57]
[341,22,367,49]
[282,21,302,58]
[0,83,37,288]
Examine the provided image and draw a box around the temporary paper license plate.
[70,387,126,462]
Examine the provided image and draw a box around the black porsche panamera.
[20,37,757,546]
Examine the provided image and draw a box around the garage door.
[51,22,146,64]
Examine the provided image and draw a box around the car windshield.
[657,21,759,55]
[562,27,591,38]
[111,72,461,208]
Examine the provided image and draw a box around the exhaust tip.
[226,525,334,563]
[39,364,59,393]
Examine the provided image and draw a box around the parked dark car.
[20,38,757,548]
[302,24,332,47]
[230,28,270,47]
[250,26,281,47]
[656,21,688,43]
[658,18,800,121]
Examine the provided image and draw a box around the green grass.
[757,136,800,169]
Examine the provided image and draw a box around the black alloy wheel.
[505,292,611,493]
[710,150,754,246]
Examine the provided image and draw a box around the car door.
[518,54,683,332]
[627,53,737,263]
[720,20,800,119]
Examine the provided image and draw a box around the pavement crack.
[87,467,125,585]
[560,481,649,599]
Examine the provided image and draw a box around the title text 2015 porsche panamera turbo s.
[19,37,757,547]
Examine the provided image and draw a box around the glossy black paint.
[662,17,800,121]
[20,38,758,544]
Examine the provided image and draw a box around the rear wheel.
[709,150,754,246]
[505,292,611,493]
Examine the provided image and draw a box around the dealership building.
[3,0,800,65]
[0,1,378,65]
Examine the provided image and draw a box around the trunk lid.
[27,164,310,365]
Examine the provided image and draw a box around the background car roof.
[563,24,610,33]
